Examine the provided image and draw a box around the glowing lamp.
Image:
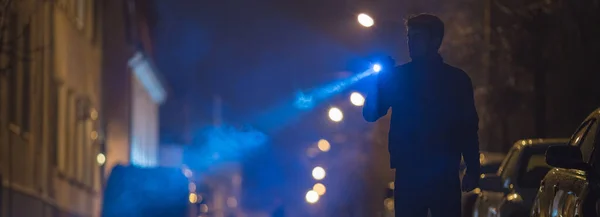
[357,13,375,27]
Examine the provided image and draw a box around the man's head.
[405,14,445,59]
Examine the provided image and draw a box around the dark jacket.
[363,54,480,179]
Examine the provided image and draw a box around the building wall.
[53,0,103,215]
[101,0,134,178]
[1,0,165,216]
[1,0,103,217]
[130,73,159,167]
[102,0,165,173]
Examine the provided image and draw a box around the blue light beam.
[294,64,381,110]
[186,125,269,172]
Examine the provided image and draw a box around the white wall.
[130,67,160,167]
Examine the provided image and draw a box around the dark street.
[1,0,600,217]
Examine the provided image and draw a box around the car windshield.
[524,155,550,171]
[459,153,504,173]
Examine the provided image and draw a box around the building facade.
[0,0,103,216]
[102,0,166,174]
[0,0,165,216]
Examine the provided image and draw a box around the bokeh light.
[307,147,320,158]
[328,107,343,122]
[227,197,238,208]
[189,193,198,203]
[312,166,326,180]
[384,198,395,211]
[200,204,209,213]
[182,167,193,178]
[189,182,196,192]
[317,139,331,152]
[313,183,327,195]
[96,153,106,166]
[357,13,374,27]
[305,190,320,204]
[350,92,365,106]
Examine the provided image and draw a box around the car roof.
[480,151,505,164]
[585,108,600,120]
[514,138,570,149]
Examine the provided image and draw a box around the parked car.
[462,152,506,217]
[472,138,569,217]
[531,108,600,217]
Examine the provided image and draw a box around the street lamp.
[312,166,326,180]
[328,107,344,122]
[357,13,374,27]
[305,190,320,204]
[350,92,365,106]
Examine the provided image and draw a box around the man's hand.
[462,172,479,192]
[375,56,396,86]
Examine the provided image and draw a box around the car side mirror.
[479,173,504,192]
[546,145,590,171]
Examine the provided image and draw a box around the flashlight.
[372,63,382,73]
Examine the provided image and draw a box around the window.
[76,0,85,28]
[75,108,83,181]
[7,13,18,126]
[56,85,68,172]
[579,121,598,163]
[21,23,31,133]
[499,148,519,180]
[67,93,76,177]
[481,162,502,174]
[568,120,593,147]
[75,97,93,184]
[50,80,59,166]
[517,148,551,188]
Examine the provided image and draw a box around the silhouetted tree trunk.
[490,0,600,140]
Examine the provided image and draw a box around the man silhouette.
[363,14,480,217]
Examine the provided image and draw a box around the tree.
[489,0,600,142]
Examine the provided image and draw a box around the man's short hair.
[405,13,445,41]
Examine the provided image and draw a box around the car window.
[497,149,512,176]
[525,155,550,171]
[518,148,552,188]
[499,148,520,180]
[481,163,501,174]
[579,120,598,163]
[569,120,593,147]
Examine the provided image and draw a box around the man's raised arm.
[363,73,391,122]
